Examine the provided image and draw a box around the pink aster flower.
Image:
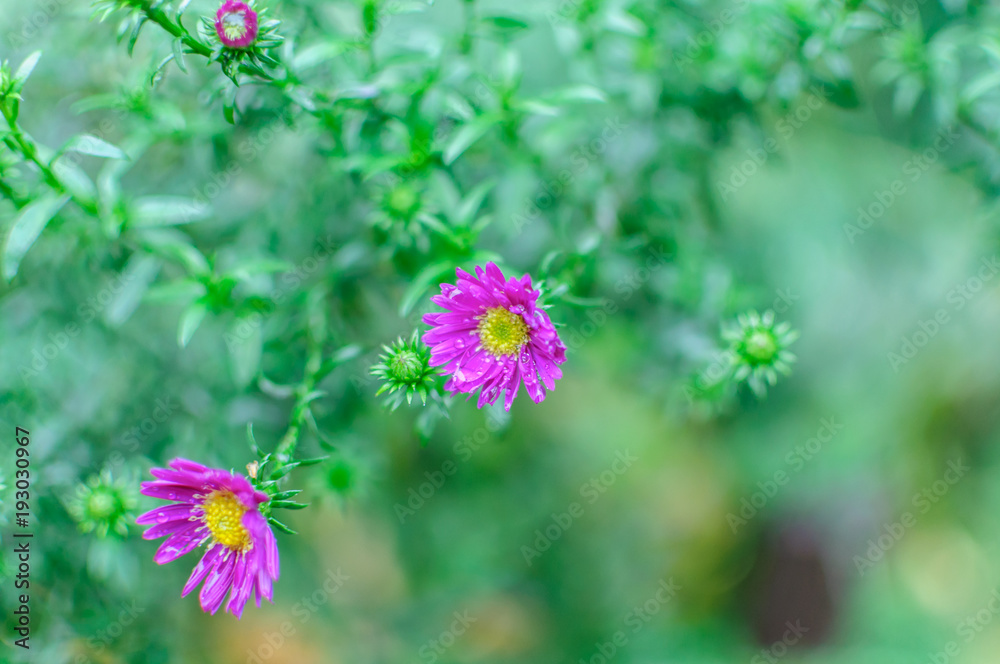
[137,458,279,618]
[215,0,259,49]
[423,262,567,410]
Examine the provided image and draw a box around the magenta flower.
[423,262,567,410]
[214,0,259,48]
[137,459,279,618]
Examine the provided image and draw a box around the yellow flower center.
[222,12,248,41]
[201,491,252,552]
[477,307,529,357]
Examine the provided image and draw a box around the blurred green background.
[3,0,1000,662]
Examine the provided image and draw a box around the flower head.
[67,469,137,538]
[370,330,439,410]
[723,309,798,396]
[215,1,259,48]
[137,458,279,618]
[423,262,567,411]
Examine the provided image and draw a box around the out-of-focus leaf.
[177,299,208,347]
[172,38,188,73]
[543,84,608,105]
[3,193,69,281]
[442,116,499,165]
[51,158,97,207]
[144,279,207,304]
[231,258,295,278]
[130,196,211,227]
[292,42,352,70]
[456,179,496,226]
[228,318,262,388]
[480,15,530,37]
[100,254,161,327]
[127,16,147,56]
[138,229,211,276]
[399,261,455,316]
[60,134,129,160]
[12,51,42,90]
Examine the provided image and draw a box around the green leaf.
[104,254,162,326]
[317,344,363,381]
[442,116,499,165]
[292,42,351,70]
[330,344,363,365]
[267,517,298,535]
[295,456,328,467]
[456,179,496,226]
[270,490,302,501]
[544,84,608,105]
[228,318,262,388]
[177,300,208,347]
[12,51,42,91]
[230,258,295,277]
[138,230,211,276]
[480,15,530,37]
[144,279,207,304]
[60,134,129,160]
[3,194,69,281]
[223,99,236,125]
[131,196,211,227]
[399,261,455,317]
[172,38,188,73]
[50,158,97,207]
[70,94,123,114]
[270,500,308,510]
[127,17,147,56]
[270,462,300,480]
[247,423,260,454]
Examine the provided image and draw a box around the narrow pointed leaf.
[3,194,69,281]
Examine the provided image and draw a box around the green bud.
[722,309,799,397]
[66,468,138,538]
[370,330,441,410]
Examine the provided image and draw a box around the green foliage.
[3,0,1000,661]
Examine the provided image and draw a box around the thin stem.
[125,0,336,119]
[269,288,327,474]
[461,0,476,55]
[0,173,26,208]
[1,105,100,216]
[129,0,212,57]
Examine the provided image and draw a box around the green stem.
[130,0,212,57]
[127,0,336,119]
[461,0,476,55]
[269,289,327,475]
[0,174,26,208]
[1,105,100,216]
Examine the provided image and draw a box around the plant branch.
[269,288,328,475]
